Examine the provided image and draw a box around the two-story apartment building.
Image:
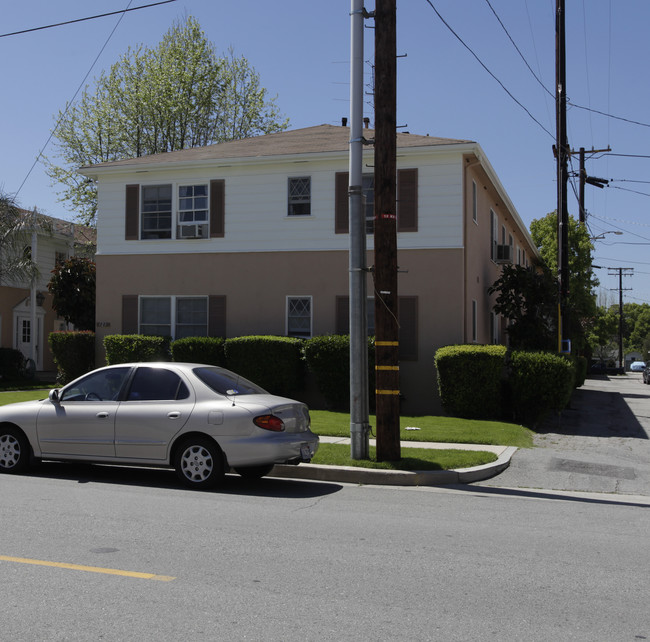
[80,124,538,414]
[0,214,94,372]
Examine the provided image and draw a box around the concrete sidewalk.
[270,436,517,486]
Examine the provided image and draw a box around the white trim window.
[178,184,209,238]
[288,177,311,216]
[141,185,173,240]
[139,295,208,339]
[141,183,210,240]
[287,296,312,338]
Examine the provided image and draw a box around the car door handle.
[167,411,181,419]
[97,412,110,419]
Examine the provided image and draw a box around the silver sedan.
[0,363,319,489]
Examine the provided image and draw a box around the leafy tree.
[47,257,96,331]
[0,193,41,285]
[529,212,598,353]
[46,16,289,225]
[586,305,619,362]
[488,264,557,350]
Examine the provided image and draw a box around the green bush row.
[435,344,578,426]
[100,333,373,408]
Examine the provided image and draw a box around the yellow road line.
[0,555,175,581]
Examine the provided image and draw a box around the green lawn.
[0,389,51,404]
[310,410,533,448]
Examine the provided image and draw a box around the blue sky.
[2,0,649,305]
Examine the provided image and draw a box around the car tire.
[234,464,275,480]
[174,437,224,489]
[0,427,30,474]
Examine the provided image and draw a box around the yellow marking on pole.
[0,555,175,581]
[375,389,400,395]
[375,341,399,346]
[375,365,399,371]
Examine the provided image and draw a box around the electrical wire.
[422,0,555,139]
[15,1,138,198]
[0,1,176,38]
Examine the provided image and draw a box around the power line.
[15,1,138,198]
[0,0,176,38]
[422,0,555,139]
[484,0,554,99]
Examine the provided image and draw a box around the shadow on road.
[538,383,649,439]
[24,461,344,499]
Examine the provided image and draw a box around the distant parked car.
[589,361,608,375]
[0,363,319,489]
[643,367,650,385]
[630,361,646,372]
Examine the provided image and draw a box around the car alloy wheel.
[174,437,224,489]
[0,429,29,474]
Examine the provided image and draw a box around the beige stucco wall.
[96,247,465,414]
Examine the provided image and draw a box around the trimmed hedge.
[303,334,375,411]
[223,336,304,397]
[48,331,96,384]
[508,350,575,426]
[171,336,225,366]
[104,334,171,365]
[434,345,507,419]
[0,347,27,381]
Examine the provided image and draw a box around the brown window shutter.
[122,295,139,334]
[398,296,418,360]
[208,295,226,337]
[335,296,350,334]
[125,185,139,240]
[210,180,225,238]
[397,168,418,232]
[335,172,349,234]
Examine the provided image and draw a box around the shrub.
[434,345,507,419]
[48,331,95,383]
[508,350,575,426]
[0,347,27,381]
[303,335,375,411]
[103,334,171,365]
[224,336,304,397]
[171,336,225,366]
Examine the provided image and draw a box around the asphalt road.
[1,462,649,641]
[476,374,650,496]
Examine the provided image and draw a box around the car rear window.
[193,367,267,396]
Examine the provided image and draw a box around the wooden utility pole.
[373,0,400,462]
[556,0,570,353]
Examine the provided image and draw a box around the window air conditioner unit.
[496,244,512,264]
[178,224,206,239]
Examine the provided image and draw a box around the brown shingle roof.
[81,124,475,171]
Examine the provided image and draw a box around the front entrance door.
[14,313,43,370]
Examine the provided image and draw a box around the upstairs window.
[288,177,311,216]
[141,185,172,239]
[178,185,209,239]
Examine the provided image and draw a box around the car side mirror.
[49,389,60,403]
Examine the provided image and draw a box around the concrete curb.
[270,446,518,486]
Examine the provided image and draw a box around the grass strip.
[312,443,498,471]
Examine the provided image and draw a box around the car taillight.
[253,414,285,432]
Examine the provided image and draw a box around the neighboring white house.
[80,124,539,414]
[0,212,94,373]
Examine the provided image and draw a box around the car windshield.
[193,366,267,396]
